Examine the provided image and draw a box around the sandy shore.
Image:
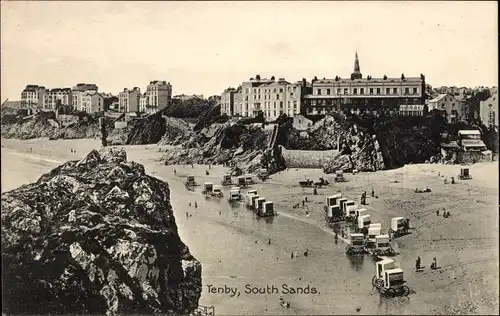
[1,138,499,315]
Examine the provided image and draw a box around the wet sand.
[1,138,498,315]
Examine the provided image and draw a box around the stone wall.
[281,146,338,168]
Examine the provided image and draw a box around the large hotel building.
[221,52,426,119]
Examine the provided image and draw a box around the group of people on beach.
[436,208,451,218]
[186,201,198,218]
[416,256,438,271]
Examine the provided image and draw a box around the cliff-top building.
[72,83,98,112]
[119,87,141,113]
[143,81,172,114]
[302,52,426,115]
[20,85,47,109]
[221,75,309,121]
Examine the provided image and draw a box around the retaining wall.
[281,146,339,168]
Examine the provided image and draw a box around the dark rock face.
[163,122,272,174]
[125,112,167,145]
[1,148,202,315]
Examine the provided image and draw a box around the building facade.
[428,93,463,123]
[302,53,426,115]
[144,81,172,113]
[118,87,141,113]
[480,94,498,128]
[81,92,104,113]
[234,76,305,120]
[71,83,98,111]
[46,88,72,110]
[220,88,237,116]
[20,85,47,109]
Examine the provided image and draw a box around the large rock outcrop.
[1,148,202,315]
[157,116,193,146]
[163,122,272,174]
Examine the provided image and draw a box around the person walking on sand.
[268,238,271,245]
[291,252,294,259]
[186,212,189,218]
[304,249,309,257]
[174,169,176,176]
[189,202,192,207]
[371,188,375,197]
[194,202,198,209]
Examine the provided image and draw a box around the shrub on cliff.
[162,98,215,119]
[1,148,202,315]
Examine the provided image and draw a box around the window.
[274,110,277,117]
[288,101,291,107]
[273,89,277,93]
[344,88,348,94]
[353,88,358,95]
[279,89,283,93]
[293,87,297,92]
[369,88,374,94]
[327,89,331,95]
[276,94,280,100]
[413,88,418,94]
[337,88,341,94]
[293,101,297,108]
[245,96,249,101]
[253,89,256,93]
[280,102,284,108]
[405,88,409,94]
[376,88,381,95]
[386,88,390,94]
[245,104,249,110]
[360,88,364,94]
[273,102,276,109]
[317,89,322,95]
[393,88,398,94]
[245,89,249,94]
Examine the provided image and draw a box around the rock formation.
[1,148,202,315]
[163,122,273,174]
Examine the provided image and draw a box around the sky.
[1,1,498,100]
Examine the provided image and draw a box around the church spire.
[351,51,362,80]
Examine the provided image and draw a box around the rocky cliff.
[163,122,273,174]
[1,110,191,147]
[1,111,102,140]
[279,114,449,172]
[1,148,202,315]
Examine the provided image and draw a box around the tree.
[271,76,275,80]
[401,73,405,80]
[256,74,261,80]
[383,75,387,80]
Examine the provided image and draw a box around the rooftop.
[313,76,424,85]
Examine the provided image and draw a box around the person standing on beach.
[194,202,198,208]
